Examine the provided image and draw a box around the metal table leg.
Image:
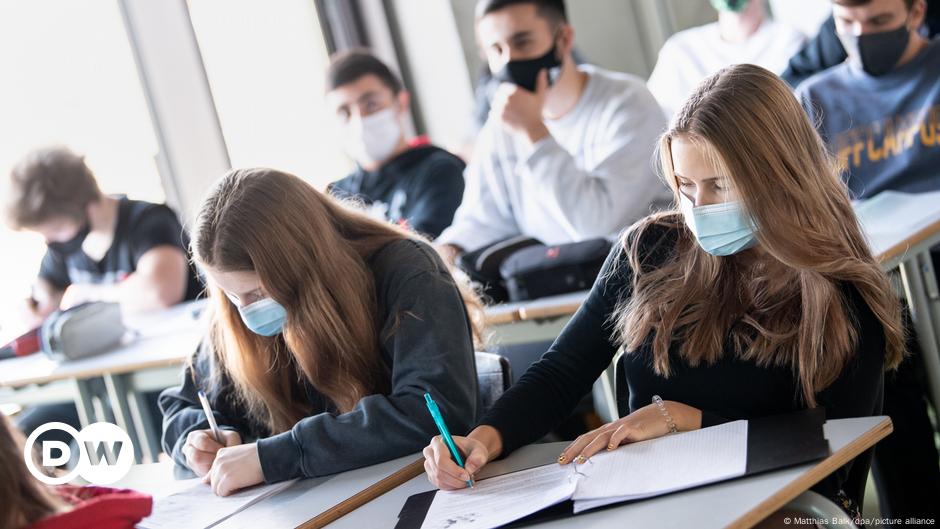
[899,252,940,413]
[73,378,97,428]
[126,381,160,463]
[103,373,147,463]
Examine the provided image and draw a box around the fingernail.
[575,455,586,464]
[607,444,615,450]
[557,454,567,464]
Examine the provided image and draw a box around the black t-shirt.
[481,219,887,508]
[328,144,465,239]
[38,197,201,301]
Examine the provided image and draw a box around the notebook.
[397,408,829,529]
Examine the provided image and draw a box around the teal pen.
[424,392,474,488]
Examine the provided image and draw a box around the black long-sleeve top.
[481,220,887,507]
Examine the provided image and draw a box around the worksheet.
[419,420,749,529]
[572,420,748,513]
[138,479,298,529]
[420,463,577,529]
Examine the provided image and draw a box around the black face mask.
[47,222,90,255]
[493,42,562,92]
[839,21,911,77]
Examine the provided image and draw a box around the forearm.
[665,401,703,431]
[467,424,504,461]
[521,139,643,237]
[30,280,64,320]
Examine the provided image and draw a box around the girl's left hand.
[203,442,265,496]
[558,401,702,465]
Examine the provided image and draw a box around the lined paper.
[572,420,747,513]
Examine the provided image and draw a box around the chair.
[475,351,513,411]
[782,490,859,529]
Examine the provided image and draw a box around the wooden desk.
[115,416,890,529]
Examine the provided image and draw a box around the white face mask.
[342,107,403,166]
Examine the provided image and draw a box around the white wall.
[387,0,478,150]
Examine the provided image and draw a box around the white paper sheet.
[854,190,940,236]
[571,420,748,513]
[420,463,577,529]
[138,478,297,529]
[419,421,749,526]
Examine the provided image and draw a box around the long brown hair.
[0,414,66,529]
[191,168,484,434]
[614,64,904,406]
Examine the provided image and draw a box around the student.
[436,0,670,264]
[4,147,201,324]
[782,0,938,86]
[796,0,939,197]
[648,0,805,119]
[3,146,201,450]
[326,50,465,239]
[423,65,904,519]
[160,168,482,496]
[0,414,152,529]
[795,0,940,519]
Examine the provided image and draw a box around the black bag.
[457,236,612,303]
[499,238,612,302]
[457,236,542,303]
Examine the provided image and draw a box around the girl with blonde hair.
[161,168,483,496]
[423,64,904,516]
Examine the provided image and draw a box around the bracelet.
[652,395,678,434]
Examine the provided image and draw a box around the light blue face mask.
[680,195,758,256]
[235,297,287,336]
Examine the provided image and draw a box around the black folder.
[396,407,830,529]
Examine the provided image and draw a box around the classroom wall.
[386,0,478,149]
[446,0,717,88]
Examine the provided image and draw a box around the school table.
[115,415,891,529]
[0,300,207,462]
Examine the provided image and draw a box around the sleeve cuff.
[256,430,305,482]
[701,410,730,428]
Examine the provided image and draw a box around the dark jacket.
[329,144,465,239]
[160,239,479,482]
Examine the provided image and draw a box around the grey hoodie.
[159,239,479,482]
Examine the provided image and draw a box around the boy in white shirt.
[648,0,805,119]
[436,0,669,263]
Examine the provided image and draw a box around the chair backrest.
[475,351,513,411]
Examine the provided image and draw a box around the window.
[187,0,353,191]
[0,0,163,336]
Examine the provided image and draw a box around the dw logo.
[23,422,134,485]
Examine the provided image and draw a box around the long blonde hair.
[615,64,904,406]
[191,168,484,434]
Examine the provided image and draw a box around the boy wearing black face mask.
[436,0,670,264]
[796,0,939,199]
[796,0,940,521]
[5,147,201,325]
[3,146,202,453]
